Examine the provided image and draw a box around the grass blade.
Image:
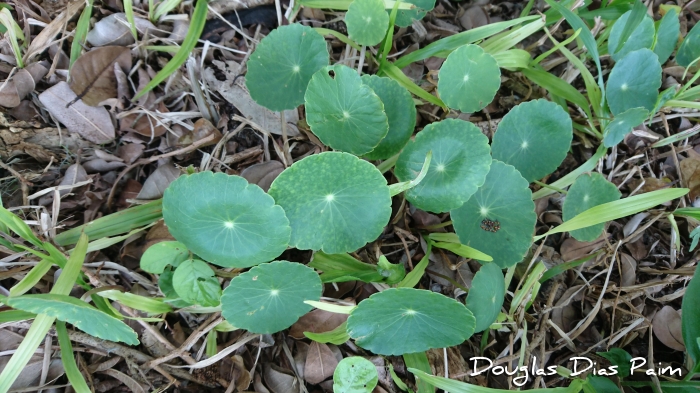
[123,0,139,40]
[534,188,689,240]
[9,259,53,297]
[398,240,431,288]
[409,368,584,393]
[404,353,434,393]
[69,0,93,69]
[56,321,91,393]
[380,62,446,110]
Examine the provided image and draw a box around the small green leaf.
[392,0,434,27]
[607,10,654,62]
[602,107,648,147]
[438,44,500,113]
[466,263,504,332]
[682,266,700,367]
[172,259,222,307]
[491,99,573,182]
[653,8,679,64]
[361,75,416,160]
[346,0,389,46]
[163,172,291,268]
[676,19,700,67]
[7,294,139,345]
[305,65,388,155]
[159,268,192,308]
[309,252,384,283]
[220,261,322,334]
[395,119,491,213]
[597,348,632,378]
[347,288,475,355]
[246,23,329,111]
[333,357,379,393]
[140,241,189,274]
[268,152,392,253]
[451,160,536,268]
[585,375,621,393]
[377,255,406,284]
[562,173,622,241]
[606,48,661,116]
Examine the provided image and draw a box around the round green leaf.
[173,259,222,307]
[140,241,189,274]
[305,65,388,155]
[562,173,621,242]
[676,19,700,67]
[491,99,573,183]
[246,24,329,111]
[162,172,291,268]
[268,152,391,253]
[158,268,192,308]
[608,11,655,62]
[653,8,680,64]
[393,0,435,27]
[346,0,389,46]
[451,160,536,268]
[603,107,648,147]
[220,261,322,333]
[347,288,475,355]
[606,48,661,116]
[437,44,500,113]
[361,75,416,160]
[395,119,491,213]
[333,357,379,393]
[465,262,504,333]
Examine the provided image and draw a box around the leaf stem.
[533,180,567,194]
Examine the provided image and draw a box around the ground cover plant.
[0,0,699,391]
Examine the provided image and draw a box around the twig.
[146,314,223,369]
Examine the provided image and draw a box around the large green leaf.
[140,241,189,274]
[162,172,290,268]
[602,107,648,147]
[347,288,475,355]
[653,8,679,64]
[246,24,329,111]
[172,259,222,307]
[361,75,416,160]
[7,294,138,345]
[305,64,388,155]
[562,173,621,241]
[268,152,392,253]
[437,44,500,113]
[345,0,389,46]
[465,262,504,332]
[395,119,491,213]
[682,266,700,370]
[220,261,322,333]
[676,19,700,67]
[491,99,572,182]
[607,10,654,62]
[333,357,379,393]
[451,160,536,268]
[605,48,661,116]
[393,0,434,27]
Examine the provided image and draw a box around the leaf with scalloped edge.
[608,10,655,62]
[268,152,391,253]
[606,48,661,116]
[395,119,491,213]
[437,44,500,113]
[246,24,329,111]
[346,0,389,46]
[562,173,621,241]
[162,172,291,268]
[676,18,700,67]
[140,241,189,274]
[602,107,648,147]
[172,259,222,307]
[221,261,322,334]
[466,262,504,332]
[653,8,679,64]
[393,0,435,27]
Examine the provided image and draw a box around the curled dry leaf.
[264,364,300,393]
[83,158,126,173]
[459,5,489,30]
[240,160,285,192]
[136,164,181,200]
[289,308,349,339]
[86,13,159,47]
[680,157,700,202]
[551,285,585,335]
[304,341,338,384]
[619,253,637,287]
[38,81,116,144]
[178,118,222,147]
[652,306,685,351]
[68,46,133,106]
[0,62,49,108]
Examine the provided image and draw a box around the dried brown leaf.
[117,143,145,164]
[680,157,700,201]
[304,341,338,385]
[68,46,132,106]
[119,104,170,137]
[289,309,349,339]
[240,160,285,192]
[136,164,181,200]
[83,158,126,173]
[58,163,89,196]
[38,81,116,144]
[652,306,685,351]
[178,118,222,147]
[86,13,159,47]
[560,235,606,261]
[619,253,637,287]
[264,364,300,393]
[0,63,49,108]
[99,369,146,393]
[459,6,489,30]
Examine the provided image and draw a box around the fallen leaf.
[652,306,685,351]
[117,143,144,163]
[86,13,159,47]
[304,341,338,384]
[68,46,132,106]
[58,163,89,196]
[98,369,146,393]
[240,160,285,192]
[680,157,700,201]
[178,118,222,147]
[83,158,126,173]
[38,81,116,144]
[560,234,606,262]
[289,308,349,339]
[119,103,170,137]
[619,253,637,287]
[136,164,181,200]
[0,62,49,108]
[264,364,300,393]
[459,6,489,30]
